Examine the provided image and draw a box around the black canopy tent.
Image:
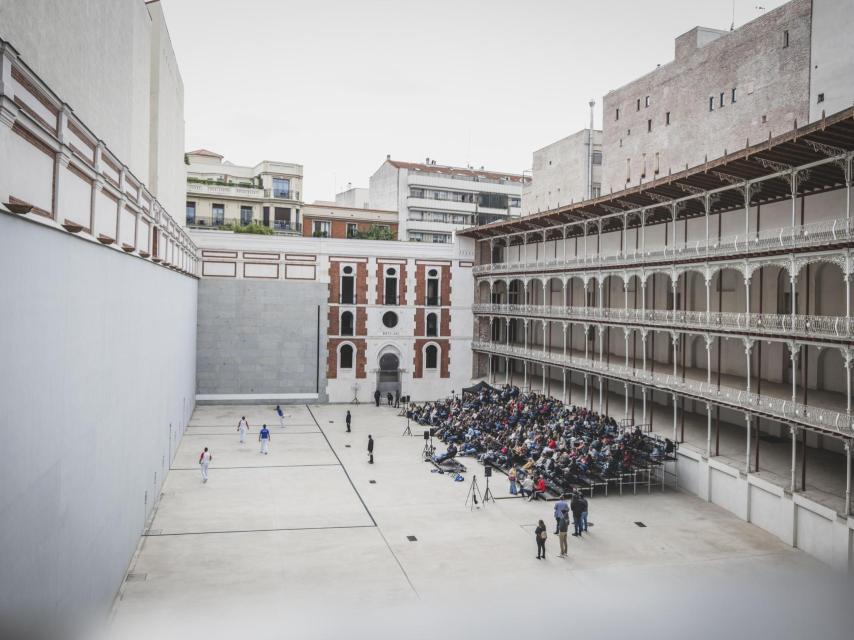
[462,381,498,396]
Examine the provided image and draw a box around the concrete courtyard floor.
[109,403,853,640]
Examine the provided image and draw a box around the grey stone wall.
[197,279,328,398]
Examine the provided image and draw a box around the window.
[341,311,354,336]
[272,177,290,198]
[720,93,725,108]
[346,223,358,238]
[426,312,438,337]
[312,220,331,237]
[186,201,196,224]
[817,93,825,103]
[647,119,652,133]
[762,114,767,124]
[709,97,715,112]
[592,183,601,198]
[382,311,398,328]
[384,267,398,305]
[240,205,252,225]
[626,158,631,183]
[426,268,440,305]
[510,196,521,207]
[636,98,641,111]
[665,111,671,125]
[783,30,789,48]
[591,151,602,165]
[615,107,620,121]
[339,344,354,369]
[341,265,355,304]
[212,203,225,225]
[627,128,631,136]
[731,88,737,103]
[425,344,438,369]
[644,95,650,108]
[654,152,660,175]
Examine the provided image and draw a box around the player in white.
[237,416,249,444]
[199,447,212,483]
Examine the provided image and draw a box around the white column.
[562,368,567,402]
[790,171,798,229]
[671,393,678,443]
[642,387,648,426]
[705,275,711,325]
[744,339,753,396]
[705,336,712,385]
[624,329,630,369]
[671,333,678,377]
[789,344,798,405]
[844,440,852,517]
[744,274,751,326]
[640,211,646,256]
[543,321,548,355]
[745,414,752,473]
[505,357,509,384]
[641,330,648,375]
[790,425,798,492]
[598,375,603,413]
[562,322,568,360]
[584,374,589,407]
[846,351,852,415]
[706,402,712,458]
[704,194,710,255]
[624,382,629,418]
[584,325,589,361]
[598,325,604,367]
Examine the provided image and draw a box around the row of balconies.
[473,303,854,341]
[473,217,852,275]
[471,340,854,437]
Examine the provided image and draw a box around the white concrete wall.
[0,213,197,614]
[147,1,186,226]
[675,448,853,572]
[0,0,153,184]
[809,0,854,121]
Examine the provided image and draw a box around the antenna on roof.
[730,0,735,30]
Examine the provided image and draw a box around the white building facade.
[369,157,524,244]
[185,149,304,235]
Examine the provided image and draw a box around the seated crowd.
[408,384,674,497]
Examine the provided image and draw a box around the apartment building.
[369,156,525,243]
[335,185,371,208]
[302,201,398,239]
[601,0,854,193]
[185,149,304,234]
[522,128,603,215]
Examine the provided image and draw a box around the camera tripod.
[465,474,494,510]
[422,440,435,461]
[401,409,412,437]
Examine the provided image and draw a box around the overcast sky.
[159,0,788,202]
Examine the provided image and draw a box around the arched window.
[425,344,438,369]
[426,312,438,337]
[341,311,354,336]
[340,344,354,369]
[384,267,398,305]
[341,265,355,304]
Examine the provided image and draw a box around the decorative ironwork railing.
[473,218,853,275]
[472,304,854,341]
[471,340,854,437]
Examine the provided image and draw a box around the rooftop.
[388,158,527,184]
[461,107,854,239]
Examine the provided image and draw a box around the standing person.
[345,410,352,433]
[534,519,547,559]
[554,494,569,534]
[259,424,271,455]
[367,434,374,464]
[394,390,400,408]
[199,447,212,483]
[386,392,393,406]
[276,405,284,429]
[374,390,381,407]
[579,492,589,533]
[508,466,518,495]
[520,475,534,499]
[571,491,585,537]
[237,416,249,444]
[558,512,569,557]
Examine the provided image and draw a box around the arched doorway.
[377,352,401,397]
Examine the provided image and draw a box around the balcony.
[473,217,854,275]
[471,340,854,437]
[265,189,301,201]
[472,303,854,341]
[187,183,264,199]
[272,220,302,236]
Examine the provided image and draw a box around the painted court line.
[168,463,341,471]
[143,524,376,537]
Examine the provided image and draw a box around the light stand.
[421,430,435,460]
[482,466,495,504]
[465,475,484,510]
[401,407,412,437]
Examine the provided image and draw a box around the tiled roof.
[186,149,223,159]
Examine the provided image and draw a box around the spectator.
[508,466,518,495]
[558,512,569,557]
[530,475,546,502]
[554,494,569,534]
[571,491,585,537]
[374,390,381,407]
[535,520,547,559]
[520,475,534,499]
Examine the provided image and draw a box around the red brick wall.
[440,267,451,307]
[303,218,399,239]
[376,262,407,305]
[414,264,451,305]
[414,308,424,336]
[415,264,425,305]
[328,307,340,335]
[328,261,340,304]
[327,338,367,379]
[440,308,450,336]
[413,339,450,378]
[356,262,367,304]
[356,307,367,335]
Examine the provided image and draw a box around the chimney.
[386,154,390,160]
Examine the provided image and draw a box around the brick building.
[302,201,398,239]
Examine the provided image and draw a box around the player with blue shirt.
[259,424,271,455]
[276,405,284,429]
